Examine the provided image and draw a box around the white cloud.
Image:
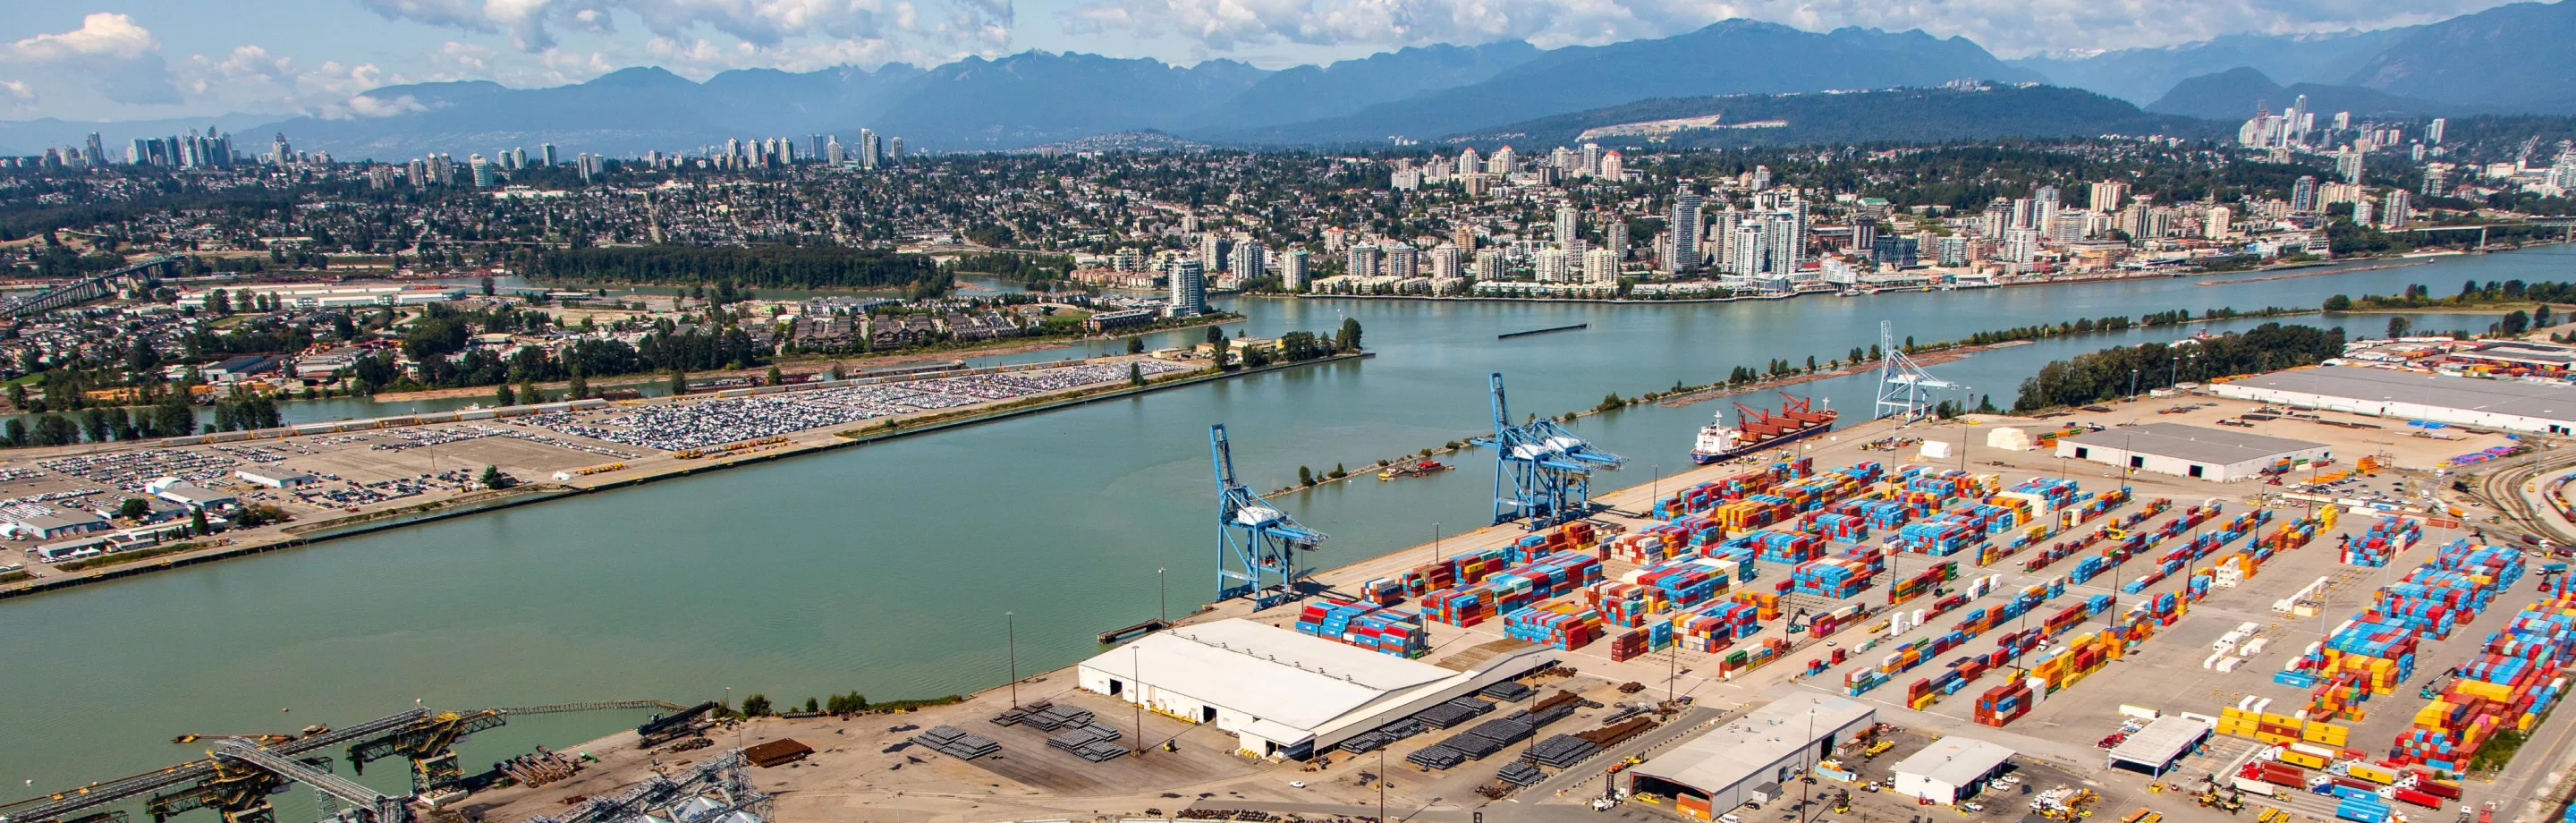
[0,13,182,105]
[357,0,1010,63]
[1055,0,2521,57]
[2,13,159,62]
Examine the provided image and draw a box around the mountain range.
[7,1,2576,157]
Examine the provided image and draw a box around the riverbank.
[0,351,1363,602]
[364,313,1244,403]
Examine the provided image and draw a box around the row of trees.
[531,245,941,290]
[2327,279,2576,311]
[2012,322,2346,412]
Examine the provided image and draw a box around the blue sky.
[0,0,2526,122]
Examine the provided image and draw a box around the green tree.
[117,497,150,520]
[2323,294,2352,311]
[495,384,517,406]
[2503,310,2532,337]
[668,369,687,395]
[767,365,784,386]
[2387,316,2412,338]
[1129,362,1145,386]
[189,507,208,536]
[1126,336,1145,354]
[568,368,589,399]
[480,465,508,489]
[1299,465,1315,486]
[741,693,773,717]
[1337,318,1364,351]
[2539,304,2557,328]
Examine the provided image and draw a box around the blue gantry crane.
[1472,373,1626,530]
[1210,424,1326,609]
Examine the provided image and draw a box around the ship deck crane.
[1211,424,1326,609]
[1472,373,1625,530]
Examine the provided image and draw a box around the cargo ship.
[1690,393,1837,464]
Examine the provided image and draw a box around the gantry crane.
[346,709,507,797]
[1473,373,1625,529]
[1211,424,1326,609]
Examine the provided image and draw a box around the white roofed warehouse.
[1892,737,2015,805]
[1625,693,1876,819]
[2213,365,2576,435]
[1074,618,1552,760]
[2055,422,2329,482]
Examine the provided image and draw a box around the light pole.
[1157,567,1166,624]
[1377,748,1387,823]
[1433,522,1444,563]
[1650,463,1663,517]
[1005,611,1019,708]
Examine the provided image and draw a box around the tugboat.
[1690,393,1837,464]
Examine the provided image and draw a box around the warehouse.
[1075,618,1551,759]
[1892,737,2015,804]
[1626,693,1876,819]
[2055,422,2329,482]
[2213,366,2576,435]
[2106,716,2213,776]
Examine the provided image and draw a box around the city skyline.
[0,0,2534,123]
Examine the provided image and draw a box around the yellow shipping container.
[2280,750,2328,768]
[2345,763,2397,785]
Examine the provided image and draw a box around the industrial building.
[2213,365,2576,435]
[2106,716,2213,776]
[1073,618,1552,759]
[1626,693,1876,819]
[2055,422,2329,481]
[1891,737,2015,804]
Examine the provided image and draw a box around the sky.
[0,0,2531,123]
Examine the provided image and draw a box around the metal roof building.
[2106,716,2212,776]
[1075,618,1551,760]
[2212,365,2576,435]
[1892,737,2015,804]
[1627,693,1877,819]
[2055,422,2329,482]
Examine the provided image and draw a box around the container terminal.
[18,364,2576,823]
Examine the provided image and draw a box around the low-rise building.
[2055,422,2331,481]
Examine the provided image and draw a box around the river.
[2,249,2568,799]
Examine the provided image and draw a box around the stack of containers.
[1737,530,1825,564]
[2070,488,2135,523]
[1672,600,1762,651]
[1845,499,1914,533]
[1716,494,1797,533]
[1625,557,1730,608]
[1607,629,1649,662]
[1897,516,1980,556]
[1504,599,1606,649]
[1400,547,1511,596]
[1791,557,1876,598]
[1668,516,1726,550]
[1586,581,1667,628]
[1975,680,2035,727]
[1801,512,1870,544]
[1607,527,1685,564]
[1292,599,1429,658]
[1357,577,1405,607]
[1511,522,1604,564]
[1418,551,1604,626]
[1733,590,1783,620]
[2393,592,2575,768]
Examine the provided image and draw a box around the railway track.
[2464,442,2576,545]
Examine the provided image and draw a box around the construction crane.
[523,751,768,823]
[1472,373,1625,530]
[1873,320,1954,421]
[1210,424,1326,609]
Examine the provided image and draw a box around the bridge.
[2,256,182,318]
[2385,220,2576,250]
[0,700,699,823]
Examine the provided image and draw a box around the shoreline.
[0,351,1369,603]
[363,314,1243,403]
[1283,245,2555,307]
